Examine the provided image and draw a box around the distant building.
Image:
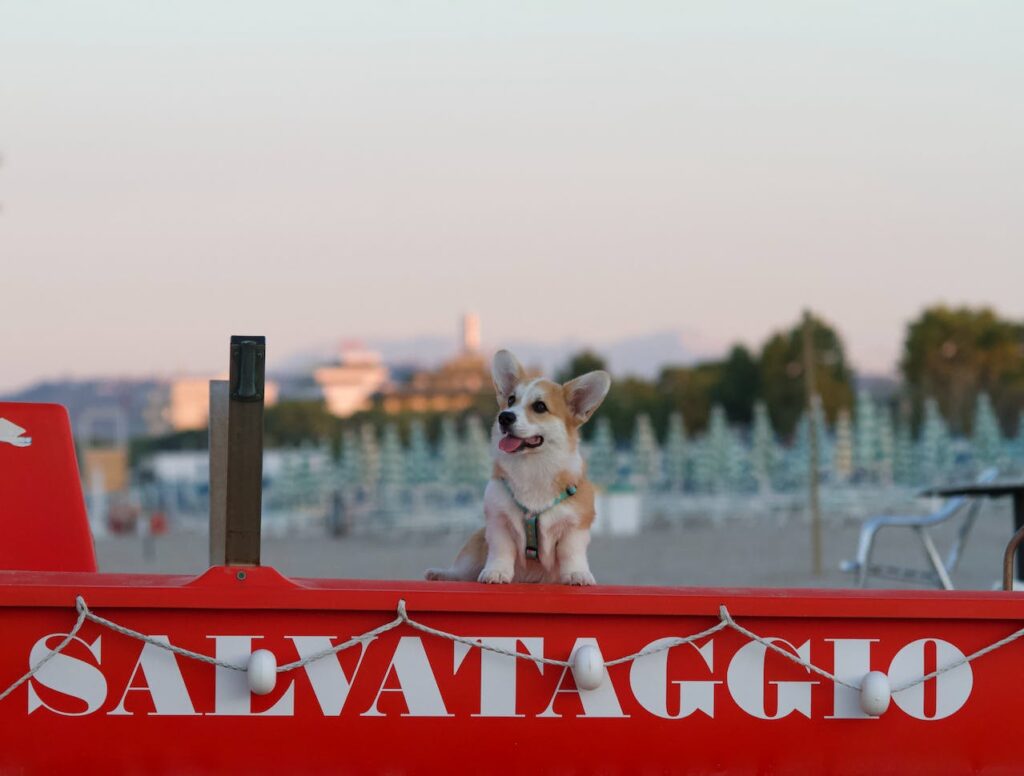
[380,313,491,414]
[314,343,389,418]
[1,375,280,438]
[163,377,215,431]
[160,376,280,432]
[1,379,164,440]
[81,448,130,494]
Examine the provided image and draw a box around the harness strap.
[524,514,540,560]
[500,480,577,560]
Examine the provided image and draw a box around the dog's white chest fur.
[484,464,583,581]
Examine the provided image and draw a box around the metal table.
[921,481,1024,589]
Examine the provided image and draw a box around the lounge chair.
[840,467,999,589]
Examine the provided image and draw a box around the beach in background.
[97,499,1016,590]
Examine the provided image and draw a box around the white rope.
[716,605,1024,693]
[75,596,249,671]
[277,611,405,672]
[0,602,88,703]
[604,620,731,666]
[395,600,572,667]
[718,605,860,690]
[889,622,1024,693]
[4,596,1024,702]
[394,601,732,668]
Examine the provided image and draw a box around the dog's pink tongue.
[499,435,525,453]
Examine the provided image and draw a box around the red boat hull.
[2,566,1022,774]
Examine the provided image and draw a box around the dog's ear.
[492,350,525,404]
[562,371,611,425]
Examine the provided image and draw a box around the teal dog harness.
[500,479,578,560]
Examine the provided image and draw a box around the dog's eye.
[507,395,515,407]
[532,401,548,413]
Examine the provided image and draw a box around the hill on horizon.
[274,329,709,379]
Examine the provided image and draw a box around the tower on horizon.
[461,312,481,354]
[380,314,489,414]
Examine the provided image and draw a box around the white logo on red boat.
[21,631,974,721]
[0,418,31,448]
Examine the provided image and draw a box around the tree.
[759,313,855,439]
[656,364,721,435]
[876,404,895,485]
[556,351,657,443]
[750,401,779,492]
[853,390,878,479]
[710,345,760,425]
[693,405,743,493]
[314,439,341,495]
[663,412,689,491]
[892,415,916,486]
[461,416,492,487]
[601,376,664,443]
[972,393,1003,467]
[787,399,832,487]
[378,424,406,490]
[1013,411,1024,463]
[833,408,853,482]
[273,450,300,508]
[130,428,206,463]
[901,306,1024,435]
[557,350,608,384]
[340,429,362,491]
[292,447,319,508]
[630,413,662,489]
[586,416,618,488]
[264,401,339,448]
[437,417,462,488]
[918,398,952,485]
[358,423,380,490]
[405,419,434,484]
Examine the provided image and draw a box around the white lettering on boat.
[22,630,975,721]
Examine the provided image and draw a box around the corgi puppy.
[426,350,611,585]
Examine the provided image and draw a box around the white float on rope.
[859,670,891,716]
[248,649,278,695]
[571,644,606,691]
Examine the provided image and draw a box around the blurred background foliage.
[131,304,1023,461]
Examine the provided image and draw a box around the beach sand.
[96,500,1017,590]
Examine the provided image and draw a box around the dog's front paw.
[478,568,513,584]
[561,570,596,586]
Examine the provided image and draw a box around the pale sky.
[2,1,1022,392]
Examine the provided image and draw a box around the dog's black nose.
[498,411,516,429]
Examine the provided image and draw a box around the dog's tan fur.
[425,350,609,585]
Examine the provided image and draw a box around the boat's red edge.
[1,565,1023,621]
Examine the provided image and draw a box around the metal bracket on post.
[224,336,266,566]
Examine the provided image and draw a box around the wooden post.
[208,379,229,566]
[224,336,266,566]
[802,311,823,576]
